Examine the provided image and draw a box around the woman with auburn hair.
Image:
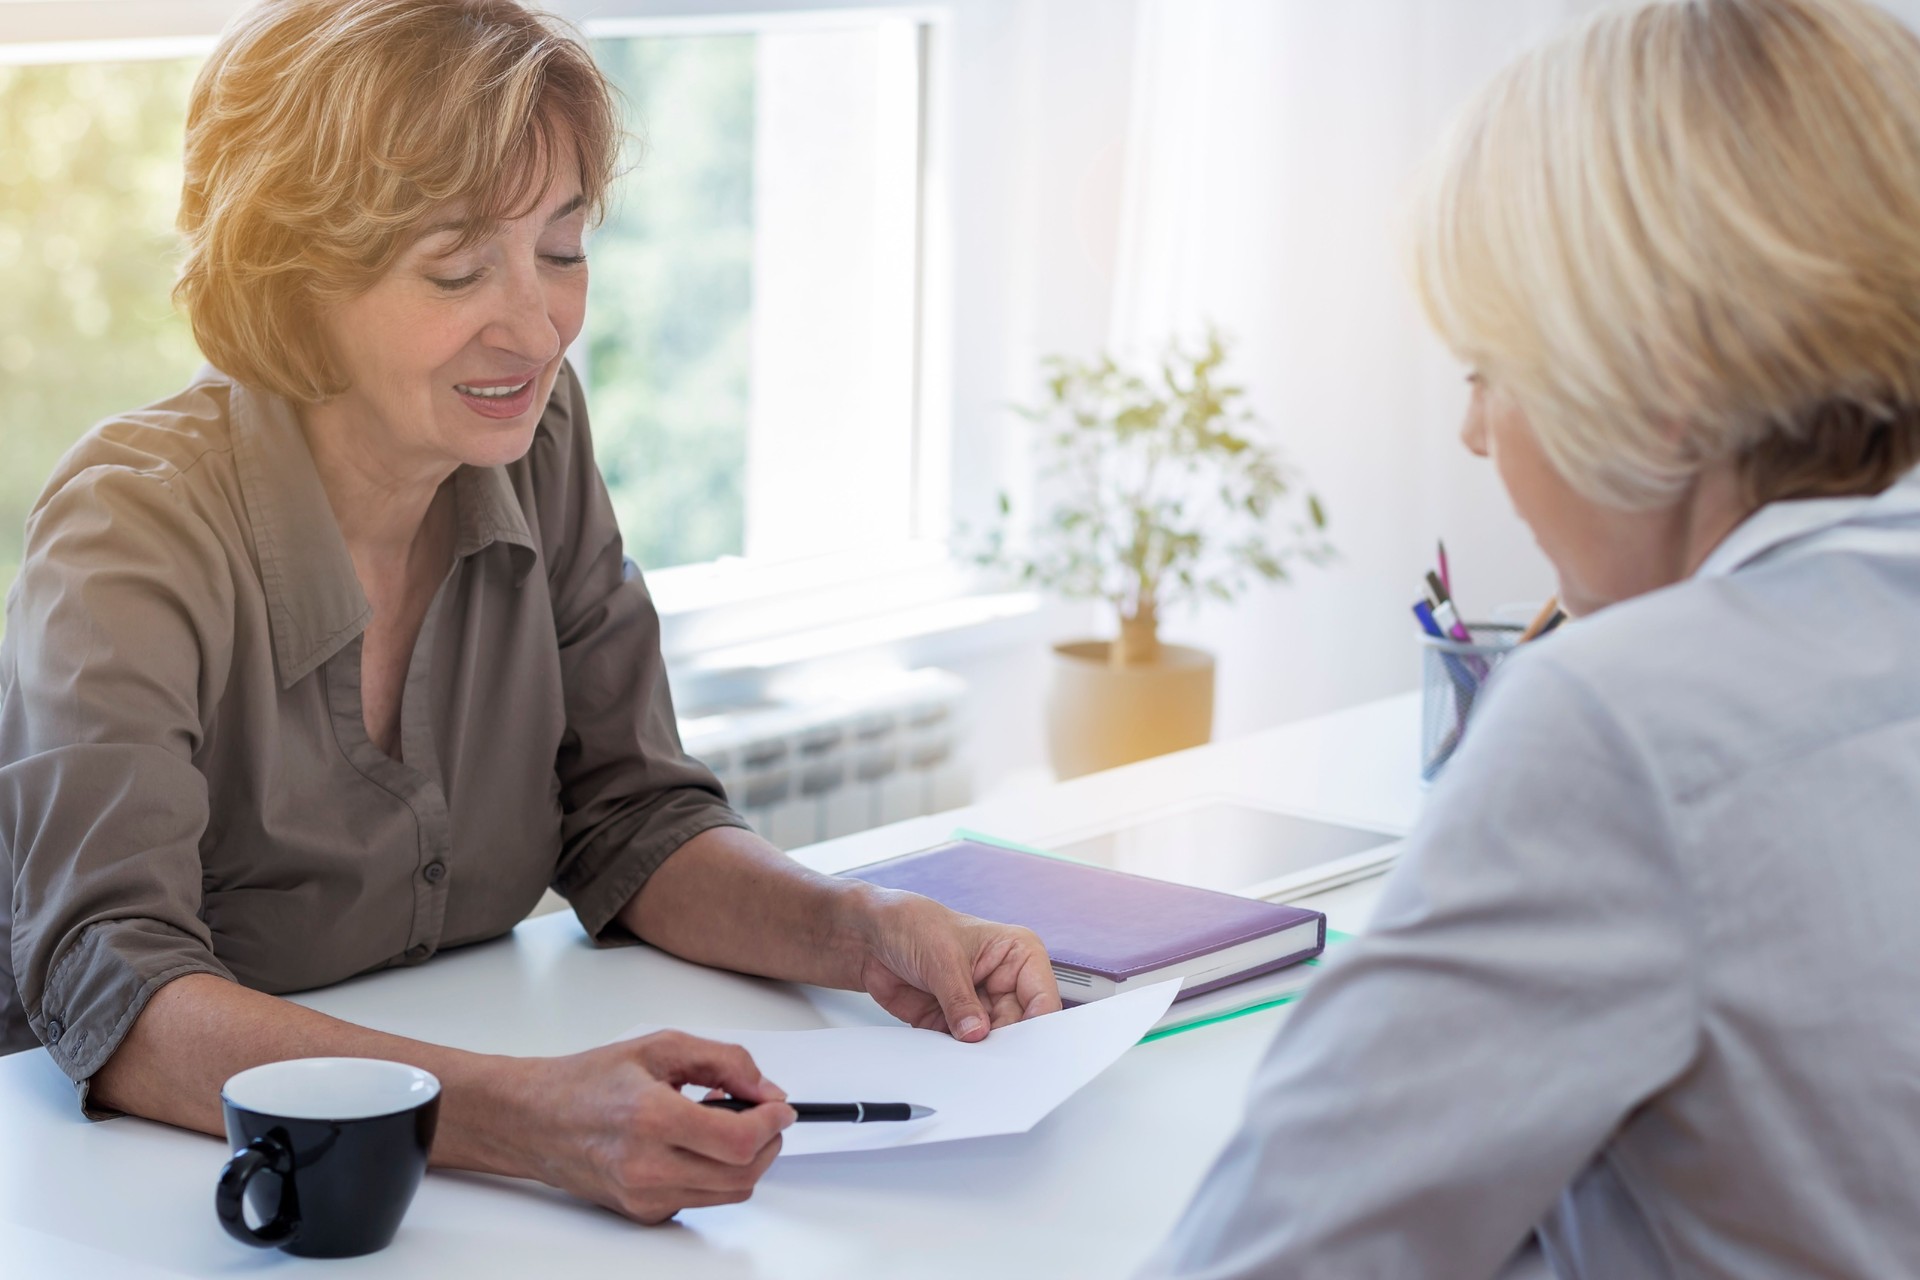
[0,0,1058,1224]
[1147,0,1920,1276]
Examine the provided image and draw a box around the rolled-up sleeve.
[0,465,237,1101]
[536,364,749,943]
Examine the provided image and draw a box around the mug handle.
[216,1134,300,1248]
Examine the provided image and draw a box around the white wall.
[940,0,1920,791]
[942,1,1586,790]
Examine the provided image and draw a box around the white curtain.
[1102,0,1606,736]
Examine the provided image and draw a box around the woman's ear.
[1460,374,1491,458]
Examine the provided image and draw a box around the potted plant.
[977,328,1332,779]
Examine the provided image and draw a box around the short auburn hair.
[1411,0,1920,509]
[174,0,620,403]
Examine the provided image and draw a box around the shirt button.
[422,861,447,885]
[44,1018,62,1045]
[406,944,431,961]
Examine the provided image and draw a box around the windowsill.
[648,539,957,618]
[652,539,999,665]
[652,541,1047,704]
[675,588,1041,677]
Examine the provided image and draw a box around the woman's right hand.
[511,1030,796,1224]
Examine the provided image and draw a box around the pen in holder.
[1419,623,1522,782]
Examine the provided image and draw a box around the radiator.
[678,668,971,851]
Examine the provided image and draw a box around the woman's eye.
[428,256,583,290]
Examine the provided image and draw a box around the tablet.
[1045,799,1403,902]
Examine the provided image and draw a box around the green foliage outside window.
[0,58,205,612]
[0,37,757,629]
[588,36,755,571]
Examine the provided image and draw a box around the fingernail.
[957,1015,986,1039]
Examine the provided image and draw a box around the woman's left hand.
[852,890,1064,1041]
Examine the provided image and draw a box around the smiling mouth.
[454,379,533,399]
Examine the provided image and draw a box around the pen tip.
[909,1105,936,1120]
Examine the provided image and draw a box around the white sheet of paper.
[616,980,1181,1156]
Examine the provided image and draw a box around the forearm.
[89,973,534,1176]
[617,825,877,990]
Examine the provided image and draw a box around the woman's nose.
[485,261,561,366]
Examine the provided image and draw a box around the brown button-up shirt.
[0,362,746,1102]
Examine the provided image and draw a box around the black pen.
[701,1098,935,1123]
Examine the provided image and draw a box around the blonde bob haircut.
[1411,0,1920,509]
[174,0,621,404]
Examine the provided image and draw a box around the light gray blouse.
[0,362,746,1107]
[1147,466,1920,1278]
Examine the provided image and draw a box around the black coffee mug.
[217,1057,440,1258]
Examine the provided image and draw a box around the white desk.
[0,693,1425,1279]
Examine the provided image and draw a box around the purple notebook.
[846,839,1326,1003]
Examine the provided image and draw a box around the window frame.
[2,0,992,672]
[579,4,958,634]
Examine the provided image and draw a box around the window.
[584,16,934,577]
[0,53,204,599]
[583,34,757,572]
[0,8,949,638]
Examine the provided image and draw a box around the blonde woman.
[1149,0,1920,1275]
[0,0,1058,1224]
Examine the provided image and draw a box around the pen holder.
[1419,623,1522,782]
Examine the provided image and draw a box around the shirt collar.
[225,370,538,690]
[1694,463,1920,580]
[450,460,537,564]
